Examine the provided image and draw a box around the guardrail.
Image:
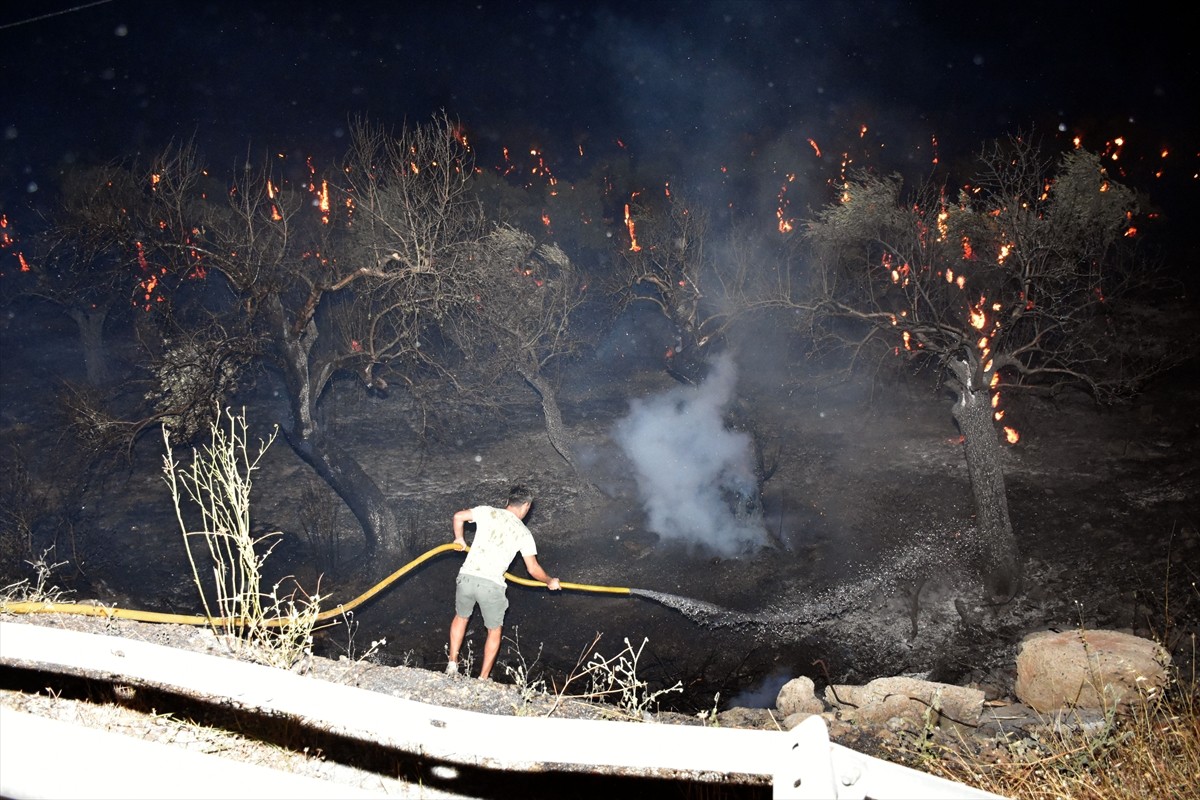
[0,621,1006,799]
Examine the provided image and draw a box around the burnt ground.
[2,307,1199,717]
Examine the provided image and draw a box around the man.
[446,484,561,680]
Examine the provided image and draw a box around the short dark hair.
[507,484,534,507]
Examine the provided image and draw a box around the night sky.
[1,0,1196,238]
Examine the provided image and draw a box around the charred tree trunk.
[68,306,111,386]
[948,358,1021,602]
[519,367,580,475]
[267,298,405,564]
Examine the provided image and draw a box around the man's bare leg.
[448,614,469,665]
[479,626,502,680]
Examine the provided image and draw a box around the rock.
[824,676,985,730]
[776,675,825,717]
[1014,629,1170,713]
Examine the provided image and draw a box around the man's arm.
[452,508,474,550]
[522,554,561,590]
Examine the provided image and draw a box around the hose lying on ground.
[0,542,632,628]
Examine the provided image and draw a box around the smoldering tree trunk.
[67,307,111,385]
[267,299,406,564]
[948,363,1021,601]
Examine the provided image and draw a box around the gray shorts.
[454,573,509,629]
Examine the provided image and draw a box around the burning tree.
[610,187,753,385]
[17,114,588,565]
[5,162,160,387]
[798,134,1177,600]
[171,114,507,563]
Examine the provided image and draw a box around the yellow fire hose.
[0,542,631,628]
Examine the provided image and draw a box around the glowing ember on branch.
[3,213,30,272]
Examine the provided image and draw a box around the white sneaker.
[444,661,458,676]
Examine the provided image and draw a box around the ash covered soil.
[2,324,1200,790]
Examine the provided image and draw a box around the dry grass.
[162,409,322,670]
[890,663,1199,799]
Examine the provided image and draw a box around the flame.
[807,138,822,158]
[624,201,641,252]
[969,299,987,330]
[777,173,796,233]
[935,209,949,242]
[1004,427,1019,444]
[266,178,283,221]
[315,179,331,223]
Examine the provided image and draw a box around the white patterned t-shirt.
[460,505,537,586]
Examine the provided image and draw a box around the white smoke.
[613,353,767,556]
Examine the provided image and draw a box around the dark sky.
[1,0,1195,227]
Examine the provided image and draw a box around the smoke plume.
[614,353,767,556]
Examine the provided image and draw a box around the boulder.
[1014,629,1170,713]
[824,676,985,730]
[776,675,825,717]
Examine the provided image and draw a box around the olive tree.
[458,224,590,474]
[797,135,1177,600]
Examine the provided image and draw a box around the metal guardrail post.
[774,714,838,798]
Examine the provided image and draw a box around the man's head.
[506,484,534,518]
